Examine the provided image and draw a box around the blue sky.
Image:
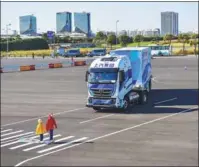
[1,2,198,33]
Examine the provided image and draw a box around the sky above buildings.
[1,1,198,33]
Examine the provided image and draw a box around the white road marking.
[79,114,115,124]
[154,97,177,105]
[1,107,86,127]
[23,135,72,152]
[37,137,88,154]
[1,134,48,148]
[1,130,24,137]
[0,129,13,133]
[9,134,49,150]
[1,132,34,142]
[1,134,35,144]
[15,107,198,167]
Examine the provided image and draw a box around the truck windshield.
[88,72,117,83]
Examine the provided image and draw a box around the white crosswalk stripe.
[1,134,48,148]
[1,133,35,145]
[0,129,13,133]
[9,134,60,150]
[1,132,34,142]
[23,136,74,152]
[1,130,24,137]
[37,137,88,154]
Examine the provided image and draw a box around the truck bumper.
[86,104,117,109]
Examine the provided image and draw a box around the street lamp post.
[116,20,119,47]
[6,24,11,59]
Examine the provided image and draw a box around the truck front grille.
[91,89,112,97]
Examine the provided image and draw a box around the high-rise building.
[161,11,179,36]
[74,12,91,37]
[19,15,37,35]
[56,12,72,33]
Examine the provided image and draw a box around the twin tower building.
[19,12,91,37]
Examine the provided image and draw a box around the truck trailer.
[85,47,152,112]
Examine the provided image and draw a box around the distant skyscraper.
[56,12,72,33]
[19,15,37,35]
[161,11,179,36]
[74,12,91,37]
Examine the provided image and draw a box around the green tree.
[178,33,190,54]
[95,31,106,40]
[42,33,48,41]
[107,34,116,49]
[191,33,198,55]
[163,34,173,46]
[134,35,144,46]
[119,35,129,47]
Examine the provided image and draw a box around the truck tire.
[138,91,148,105]
[93,107,101,111]
[123,97,130,112]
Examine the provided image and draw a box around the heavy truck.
[85,47,152,112]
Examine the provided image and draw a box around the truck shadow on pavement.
[97,89,198,114]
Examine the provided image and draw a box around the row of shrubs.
[0,38,49,51]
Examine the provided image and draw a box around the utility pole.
[6,24,11,58]
[116,20,119,47]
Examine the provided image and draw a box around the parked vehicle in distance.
[87,48,106,57]
[147,44,172,57]
[56,47,65,57]
[64,49,82,57]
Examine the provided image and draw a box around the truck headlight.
[135,84,141,88]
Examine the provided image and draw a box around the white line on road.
[15,106,198,167]
[1,107,87,127]
[1,134,35,145]
[79,114,115,124]
[37,137,88,154]
[0,129,13,133]
[9,134,48,150]
[1,132,34,142]
[23,135,71,152]
[154,97,177,105]
[1,130,24,137]
[1,133,48,148]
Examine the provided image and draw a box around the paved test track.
[1,56,198,166]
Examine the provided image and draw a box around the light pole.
[116,20,119,47]
[6,24,11,58]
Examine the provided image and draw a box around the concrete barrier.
[48,63,54,68]
[20,65,31,71]
[54,63,63,68]
[29,65,35,71]
[74,61,86,66]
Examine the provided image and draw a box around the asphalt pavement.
[1,56,198,166]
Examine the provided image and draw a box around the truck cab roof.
[89,55,130,69]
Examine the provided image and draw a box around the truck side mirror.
[119,70,125,83]
[85,71,89,82]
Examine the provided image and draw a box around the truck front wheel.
[139,91,148,105]
[93,107,101,111]
[123,97,130,112]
